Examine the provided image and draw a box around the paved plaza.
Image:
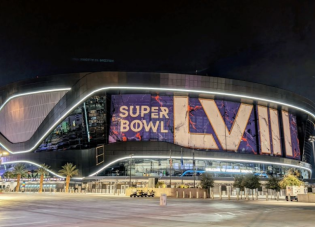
[0,193,315,227]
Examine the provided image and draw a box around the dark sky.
[1,1,315,101]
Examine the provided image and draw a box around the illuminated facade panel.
[0,91,67,143]
[257,106,271,154]
[269,108,282,156]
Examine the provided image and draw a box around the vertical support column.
[83,102,90,143]
[282,110,293,157]
[269,108,281,155]
[257,106,271,154]
[104,92,108,145]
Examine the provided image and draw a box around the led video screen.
[109,94,257,154]
[109,94,300,160]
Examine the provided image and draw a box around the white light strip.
[0,88,71,112]
[89,155,312,177]
[205,168,253,173]
[1,160,65,179]
[1,86,314,154]
[2,156,310,180]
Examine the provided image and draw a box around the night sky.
[1,1,315,101]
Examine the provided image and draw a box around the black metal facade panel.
[102,141,304,165]
[0,72,314,153]
[3,141,306,177]
[0,74,82,106]
[3,148,97,177]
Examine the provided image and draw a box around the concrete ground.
[0,193,315,227]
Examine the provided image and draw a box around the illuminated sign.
[109,94,300,160]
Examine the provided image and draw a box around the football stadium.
[0,72,314,191]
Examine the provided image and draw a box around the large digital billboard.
[109,94,300,160]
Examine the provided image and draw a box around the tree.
[266,176,281,199]
[200,173,214,197]
[288,168,302,179]
[3,171,14,179]
[242,174,261,199]
[58,163,78,193]
[243,174,261,190]
[233,175,246,199]
[37,164,51,193]
[279,174,304,189]
[265,176,281,192]
[12,164,27,192]
[233,175,245,191]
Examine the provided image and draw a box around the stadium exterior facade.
[0,72,314,183]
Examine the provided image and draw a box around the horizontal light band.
[205,168,253,173]
[0,88,71,112]
[89,155,312,177]
[2,156,310,179]
[1,86,314,154]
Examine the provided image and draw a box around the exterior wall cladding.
[0,72,314,178]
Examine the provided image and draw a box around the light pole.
[193,147,196,188]
[129,154,134,187]
[181,148,183,184]
[169,150,172,188]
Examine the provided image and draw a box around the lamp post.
[169,150,172,188]
[181,148,183,184]
[129,154,134,187]
[193,147,196,188]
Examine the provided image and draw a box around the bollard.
[266,193,269,201]
[183,191,185,198]
[176,191,178,198]
[197,191,199,199]
[204,191,206,199]
[160,194,167,206]
[189,191,192,199]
